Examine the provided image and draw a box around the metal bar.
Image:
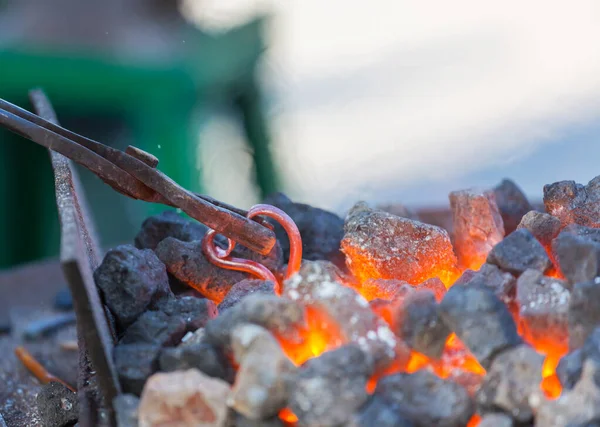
[29,89,120,427]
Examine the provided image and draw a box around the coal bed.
[6,164,600,427]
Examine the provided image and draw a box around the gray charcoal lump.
[494,179,533,235]
[553,230,600,286]
[159,341,233,382]
[152,295,217,331]
[119,310,187,347]
[476,344,544,423]
[155,237,282,302]
[558,327,600,390]
[114,343,161,395]
[36,381,79,427]
[349,396,415,427]
[454,263,516,303]
[556,348,584,390]
[396,291,451,359]
[569,278,600,349]
[486,228,551,276]
[217,279,276,313]
[134,210,208,250]
[263,192,345,265]
[544,175,600,227]
[516,269,570,350]
[439,284,522,369]
[288,345,374,427]
[205,293,305,351]
[94,244,172,329]
[373,370,474,427]
[517,211,562,248]
[478,413,513,427]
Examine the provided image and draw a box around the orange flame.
[277,306,344,366]
[541,353,563,399]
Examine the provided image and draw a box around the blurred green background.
[0,1,279,268]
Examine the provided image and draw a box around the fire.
[279,408,298,424]
[276,306,344,366]
[541,353,563,399]
[467,414,481,427]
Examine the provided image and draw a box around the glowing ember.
[279,407,298,424]
[449,189,505,271]
[467,414,481,427]
[276,306,344,366]
[341,202,460,286]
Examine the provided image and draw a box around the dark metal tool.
[0,96,276,255]
[29,89,119,426]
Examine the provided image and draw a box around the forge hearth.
[65,174,600,427]
[5,93,600,427]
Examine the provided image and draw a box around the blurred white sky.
[187,0,600,213]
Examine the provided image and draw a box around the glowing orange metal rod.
[202,204,302,294]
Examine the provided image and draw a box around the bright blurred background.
[2,0,600,267]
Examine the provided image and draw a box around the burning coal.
[44,176,600,427]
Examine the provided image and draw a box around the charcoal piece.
[476,344,544,423]
[562,223,600,243]
[342,202,459,285]
[134,210,208,250]
[517,211,562,248]
[544,176,600,227]
[120,310,187,348]
[159,341,233,382]
[449,188,505,270]
[478,413,513,427]
[536,359,600,426]
[373,370,474,427]
[114,343,161,395]
[349,396,415,427]
[569,278,600,349]
[205,294,305,352]
[138,369,230,426]
[36,381,79,427]
[416,277,446,302]
[54,288,73,311]
[455,263,516,303]
[288,345,373,427]
[230,324,296,419]
[494,179,533,235]
[516,269,570,351]
[561,327,600,390]
[263,192,344,264]
[553,231,600,286]
[155,237,281,302]
[396,291,450,359]
[113,394,139,427]
[233,414,285,427]
[439,284,522,369]
[153,296,217,331]
[486,229,551,276]
[284,261,403,371]
[557,348,584,390]
[94,244,172,329]
[217,279,276,313]
[359,278,413,301]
